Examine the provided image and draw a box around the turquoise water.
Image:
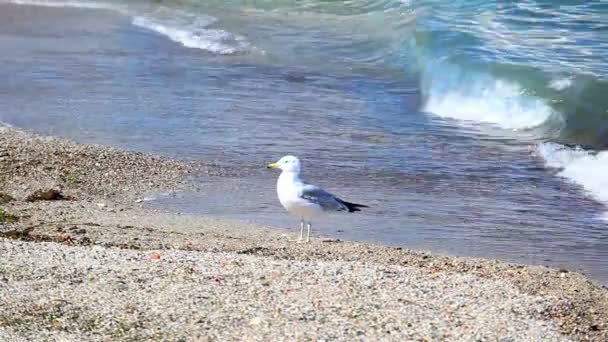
[0,0,606,283]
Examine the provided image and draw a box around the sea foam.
[423,72,554,130]
[5,0,249,55]
[132,16,249,55]
[538,142,608,218]
[548,77,574,91]
[4,0,126,12]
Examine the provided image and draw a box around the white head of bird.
[267,155,301,173]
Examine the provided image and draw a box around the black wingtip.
[341,200,369,213]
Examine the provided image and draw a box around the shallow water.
[0,1,606,283]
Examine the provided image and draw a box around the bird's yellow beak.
[266,162,279,169]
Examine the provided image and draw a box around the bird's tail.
[340,200,369,213]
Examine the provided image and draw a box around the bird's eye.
[283,160,289,163]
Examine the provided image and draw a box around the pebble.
[0,126,605,341]
[0,126,219,202]
[0,240,571,341]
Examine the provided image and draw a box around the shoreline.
[1,127,607,340]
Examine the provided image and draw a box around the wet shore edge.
[0,126,606,340]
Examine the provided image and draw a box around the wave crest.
[422,64,556,130]
[3,0,126,12]
[538,142,608,215]
[132,16,250,55]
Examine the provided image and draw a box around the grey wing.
[300,184,349,212]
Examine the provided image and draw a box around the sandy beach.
[0,127,606,341]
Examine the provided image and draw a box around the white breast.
[276,172,322,219]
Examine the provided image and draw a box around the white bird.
[267,155,368,243]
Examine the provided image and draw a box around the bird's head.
[267,155,301,173]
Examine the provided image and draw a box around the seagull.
[267,155,368,243]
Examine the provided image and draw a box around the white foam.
[3,0,126,12]
[132,16,249,55]
[423,77,554,130]
[548,77,573,91]
[538,143,608,215]
[4,0,249,55]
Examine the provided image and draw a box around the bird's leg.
[289,219,305,243]
[306,222,311,243]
